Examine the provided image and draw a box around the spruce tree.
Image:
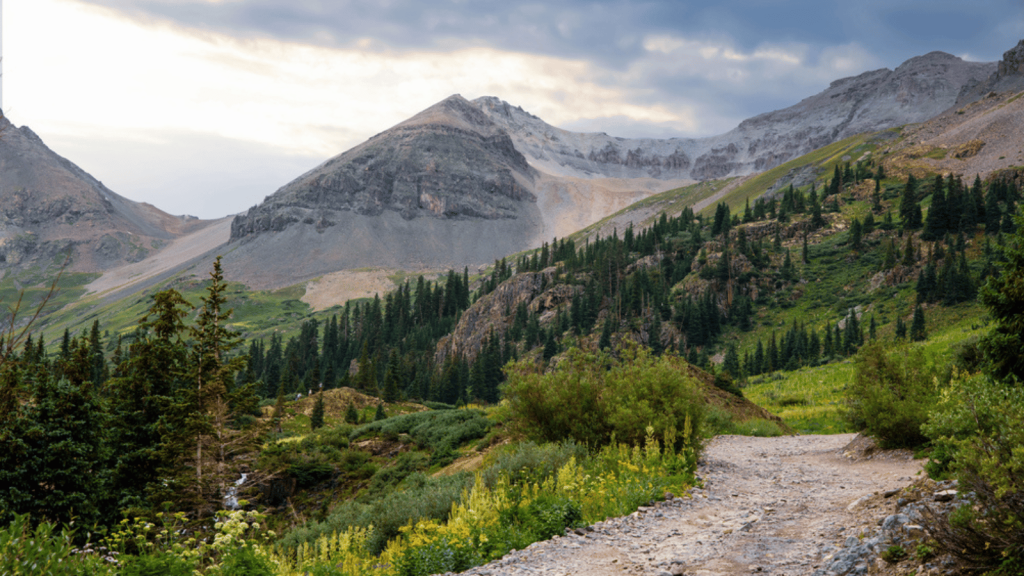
[980,205,1024,381]
[910,305,927,342]
[310,393,325,430]
[345,402,359,424]
[899,175,923,229]
[895,316,907,340]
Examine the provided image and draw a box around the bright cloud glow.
[2,0,887,218]
[6,0,688,160]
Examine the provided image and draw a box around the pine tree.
[910,305,927,342]
[310,393,325,430]
[543,327,559,360]
[900,175,923,229]
[722,343,741,379]
[980,205,1024,381]
[895,316,907,340]
[0,367,109,527]
[374,402,387,421]
[345,402,359,424]
[648,312,664,355]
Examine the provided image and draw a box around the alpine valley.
[3,35,1024,576]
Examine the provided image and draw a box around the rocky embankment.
[446,434,964,576]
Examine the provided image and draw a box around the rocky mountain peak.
[957,39,1024,105]
[0,117,203,272]
[999,39,1024,77]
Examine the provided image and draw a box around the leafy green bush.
[880,545,906,563]
[350,410,492,453]
[0,514,108,576]
[365,452,430,498]
[362,472,473,555]
[277,472,473,557]
[480,441,588,489]
[502,345,705,454]
[845,342,943,448]
[120,553,196,576]
[726,419,785,437]
[288,461,336,489]
[700,406,784,437]
[921,374,1024,571]
[217,544,275,576]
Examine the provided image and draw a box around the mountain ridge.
[0,115,216,276]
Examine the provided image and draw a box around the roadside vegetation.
[2,131,1023,574]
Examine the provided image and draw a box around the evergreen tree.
[895,316,907,340]
[106,289,192,511]
[902,236,916,267]
[910,305,927,342]
[899,175,923,229]
[980,205,1024,381]
[985,187,1002,234]
[0,367,110,527]
[648,312,664,355]
[344,402,359,424]
[374,402,387,421]
[722,343,741,379]
[310,393,325,430]
[543,327,559,360]
[163,257,252,515]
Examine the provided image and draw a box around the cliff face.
[957,39,1024,105]
[0,116,207,273]
[230,95,537,241]
[222,96,549,289]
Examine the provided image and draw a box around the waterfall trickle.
[224,473,248,510]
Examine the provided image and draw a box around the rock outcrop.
[223,96,550,289]
[230,95,537,241]
[957,39,1024,105]
[433,269,559,365]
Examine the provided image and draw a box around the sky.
[4,0,1024,219]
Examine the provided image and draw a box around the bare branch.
[0,250,71,368]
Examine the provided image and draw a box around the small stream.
[224,473,248,510]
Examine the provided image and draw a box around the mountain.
[473,51,995,182]
[0,114,216,276]
[224,50,995,293]
[223,95,549,290]
[957,39,1024,105]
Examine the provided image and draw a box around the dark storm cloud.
[76,0,1022,67]
[71,0,1024,138]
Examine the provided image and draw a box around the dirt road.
[457,434,922,576]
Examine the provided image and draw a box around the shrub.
[502,345,705,455]
[365,452,430,498]
[120,553,196,576]
[0,514,108,576]
[845,342,942,448]
[727,419,785,437]
[880,545,906,563]
[218,544,275,576]
[480,441,588,489]
[920,374,1024,571]
[288,461,336,489]
[361,472,473,555]
[351,410,492,453]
